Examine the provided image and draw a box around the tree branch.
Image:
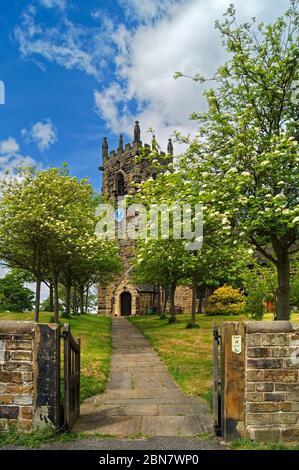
[250,237,278,265]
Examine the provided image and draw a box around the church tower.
[98,122,171,316]
[97,122,191,316]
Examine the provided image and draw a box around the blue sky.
[0,0,290,192]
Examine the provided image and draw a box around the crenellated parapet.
[99,121,173,199]
[100,122,173,165]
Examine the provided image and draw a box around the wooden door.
[120,291,132,316]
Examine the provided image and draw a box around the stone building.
[98,122,193,316]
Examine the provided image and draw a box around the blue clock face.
[115,208,125,222]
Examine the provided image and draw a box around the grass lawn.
[228,438,299,450]
[129,312,299,408]
[0,312,111,402]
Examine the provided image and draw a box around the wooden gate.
[63,324,80,430]
[212,323,222,436]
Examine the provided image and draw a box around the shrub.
[205,284,245,315]
[185,321,200,329]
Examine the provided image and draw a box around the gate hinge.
[213,329,221,345]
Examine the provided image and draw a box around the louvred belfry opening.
[116,172,126,196]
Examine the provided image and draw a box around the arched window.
[116,172,126,196]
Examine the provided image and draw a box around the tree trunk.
[65,283,71,318]
[34,277,41,323]
[85,286,89,313]
[191,276,197,326]
[49,282,54,312]
[73,285,78,315]
[169,283,176,323]
[152,288,156,314]
[276,255,290,320]
[79,287,84,315]
[163,287,167,315]
[197,286,205,314]
[157,283,161,315]
[53,275,59,322]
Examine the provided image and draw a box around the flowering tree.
[177,2,299,320]
[132,154,248,325]
[133,239,190,323]
[69,237,121,316]
[0,167,120,321]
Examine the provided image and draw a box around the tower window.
[116,172,126,196]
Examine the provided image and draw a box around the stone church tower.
[98,122,192,316]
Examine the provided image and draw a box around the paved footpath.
[73,317,217,440]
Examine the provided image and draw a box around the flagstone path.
[73,317,214,438]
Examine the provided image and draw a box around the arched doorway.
[120,291,132,316]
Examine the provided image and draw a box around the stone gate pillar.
[0,321,60,431]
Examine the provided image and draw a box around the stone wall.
[245,321,299,442]
[220,321,299,442]
[174,286,193,314]
[138,292,154,316]
[0,321,60,432]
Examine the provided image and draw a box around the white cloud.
[0,137,37,179]
[0,137,20,155]
[0,153,37,175]
[14,0,291,152]
[94,84,132,134]
[14,6,113,81]
[21,119,57,152]
[94,0,290,150]
[118,0,183,23]
[39,0,66,9]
